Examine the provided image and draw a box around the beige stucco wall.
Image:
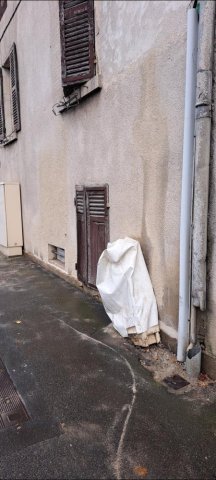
[0,0,190,341]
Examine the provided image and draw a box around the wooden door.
[75,186,87,284]
[86,186,109,287]
[75,185,109,287]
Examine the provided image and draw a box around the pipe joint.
[196,70,212,106]
[196,105,211,119]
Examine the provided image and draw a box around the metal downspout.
[177,1,215,365]
[177,7,198,362]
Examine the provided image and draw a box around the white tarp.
[96,237,159,338]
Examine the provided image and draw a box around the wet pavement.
[0,253,216,479]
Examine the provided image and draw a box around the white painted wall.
[0,1,189,344]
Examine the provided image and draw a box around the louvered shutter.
[0,69,5,142]
[75,186,87,283]
[0,1,7,21]
[9,43,21,132]
[59,0,95,90]
[86,186,109,287]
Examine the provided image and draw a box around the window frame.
[0,43,21,146]
[59,0,96,96]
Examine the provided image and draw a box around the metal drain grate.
[0,359,29,429]
[163,374,190,390]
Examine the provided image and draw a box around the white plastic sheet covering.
[96,237,159,338]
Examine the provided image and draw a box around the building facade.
[0,0,215,378]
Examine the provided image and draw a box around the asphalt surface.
[0,254,216,479]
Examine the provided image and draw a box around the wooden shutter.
[75,186,87,283]
[0,1,7,21]
[86,186,109,287]
[59,0,95,90]
[9,43,21,132]
[0,69,5,141]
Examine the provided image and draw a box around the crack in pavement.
[59,318,137,480]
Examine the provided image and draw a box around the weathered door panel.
[75,187,87,283]
[76,185,109,288]
[87,216,107,287]
[86,186,109,287]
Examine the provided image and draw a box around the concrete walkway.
[0,254,216,479]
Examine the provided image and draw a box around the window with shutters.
[0,43,21,145]
[75,185,109,288]
[59,0,95,94]
[57,0,100,108]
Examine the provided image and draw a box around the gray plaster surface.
[0,254,215,479]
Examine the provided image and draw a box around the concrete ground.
[0,254,216,480]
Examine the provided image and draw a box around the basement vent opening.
[48,244,65,269]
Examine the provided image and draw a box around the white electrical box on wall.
[0,183,23,256]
